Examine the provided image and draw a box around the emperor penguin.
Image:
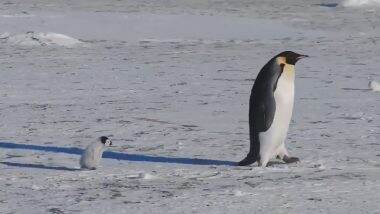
[238,51,308,167]
[80,136,112,170]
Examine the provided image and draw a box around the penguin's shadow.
[0,161,80,171]
[0,142,236,168]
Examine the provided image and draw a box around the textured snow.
[1,0,380,214]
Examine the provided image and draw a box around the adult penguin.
[238,51,308,167]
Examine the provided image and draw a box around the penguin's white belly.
[259,67,295,160]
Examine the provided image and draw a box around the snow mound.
[233,190,251,197]
[369,80,380,91]
[343,0,380,7]
[126,173,159,180]
[36,33,81,47]
[141,173,159,180]
[3,32,81,47]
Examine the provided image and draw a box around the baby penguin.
[80,136,112,170]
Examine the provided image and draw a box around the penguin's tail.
[237,154,257,166]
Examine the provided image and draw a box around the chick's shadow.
[0,142,236,170]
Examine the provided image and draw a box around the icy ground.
[1,0,380,213]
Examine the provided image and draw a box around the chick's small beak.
[109,141,113,146]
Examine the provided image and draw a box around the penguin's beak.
[297,54,309,60]
[109,141,113,146]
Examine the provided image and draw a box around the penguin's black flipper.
[237,154,257,166]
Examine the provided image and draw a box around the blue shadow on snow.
[0,142,236,166]
[0,161,80,171]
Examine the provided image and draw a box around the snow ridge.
[343,0,380,7]
[1,32,81,47]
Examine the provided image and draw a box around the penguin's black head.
[99,136,112,146]
[276,51,308,65]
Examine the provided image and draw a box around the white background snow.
[1,0,380,213]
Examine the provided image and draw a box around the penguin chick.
[369,80,380,92]
[80,136,112,170]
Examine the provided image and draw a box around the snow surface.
[1,0,380,214]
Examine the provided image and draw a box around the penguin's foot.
[237,155,257,166]
[282,155,300,164]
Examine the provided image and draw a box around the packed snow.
[1,0,379,214]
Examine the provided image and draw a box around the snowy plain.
[1,0,380,213]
